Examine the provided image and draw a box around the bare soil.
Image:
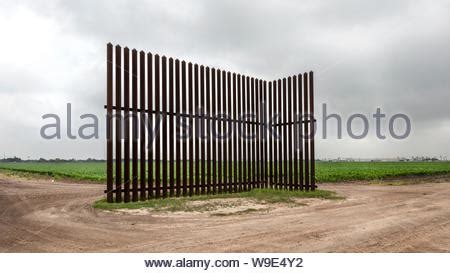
[1,173,449,252]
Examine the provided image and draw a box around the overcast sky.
[1,0,449,160]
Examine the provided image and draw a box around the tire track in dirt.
[0,174,449,252]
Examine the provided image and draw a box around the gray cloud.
[0,0,449,159]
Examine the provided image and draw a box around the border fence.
[106,43,316,203]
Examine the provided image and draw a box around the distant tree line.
[317,156,447,162]
[1,156,447,163]
[0,157,105,162]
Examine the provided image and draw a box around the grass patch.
[93,188,342,212]
[0,168,104,184]
[367,174,450,186]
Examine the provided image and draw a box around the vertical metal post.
[206,67,211,194]
[309,71,315,190]
[169,58,174,197]
[115,45,122,202]
[217,70,222,194]
[147,53,153,198]
[211,68,217,194]
[181,61,187,196]
[175,59,181,197]
[106,43,113,203]
[227,72,233,192]
[154,55,161,198]
[288,77,293,190]
[246,76,252,190]
[124,48,131,201]
[200,65,206,195]
[221,70,227,193]
[139,51,146,200]
[194,64,200,195]
[278,79,283,189]
[251,78,256,189]
[293,75,298,190]
[131,49,138,201]
[298,74,303,190]
[161,56,168,197]
[303,72,310,190]
[188,63,194,196]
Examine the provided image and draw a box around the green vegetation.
[315,161,450,182]
[0,162,106,181]
[93,188,341,212]
[0,161,449,183]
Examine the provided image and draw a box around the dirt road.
[0,174,449,252]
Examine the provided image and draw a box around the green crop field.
[0,161,449,183]
[315,161,450,182]
[0,162,106,181]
